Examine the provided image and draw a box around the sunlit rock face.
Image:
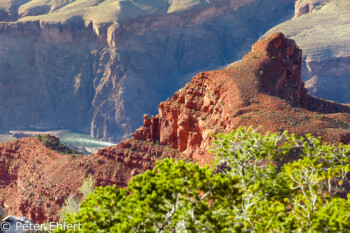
[263,0,350,104]
[0,0,294,142]
[132,32,350,164]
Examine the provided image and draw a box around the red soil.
[0,137,181,223]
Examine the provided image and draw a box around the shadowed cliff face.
[0,0,294,142]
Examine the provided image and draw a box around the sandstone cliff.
[2,33,350,223]
[263,0,350,104]
[0,0,294,142]
[132,32,350,163]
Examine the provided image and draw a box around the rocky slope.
[1,33,350,223]
[263,0,350,103]
[0,136,182,223]
[0,0,295,142]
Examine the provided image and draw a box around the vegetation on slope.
[57,127,350,232]
[36,134,82,155]
[59,174,95,222]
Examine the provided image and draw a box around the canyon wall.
[0,0,294,142]
[263,0,350,104]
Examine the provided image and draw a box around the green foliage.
[57,127,350,232]
[59,196,81,223]
[57,159,241,233]
[36,134,82,155]
[79,174,95,199]
[211,126,350,232]
[312,196,350,232]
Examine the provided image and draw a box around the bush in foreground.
[211,127,350,232]
[57,127,350,232]
[56,159,240,232]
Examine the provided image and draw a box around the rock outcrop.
[132,33,350,163]
[294,0,316,18]
[1,33,350,224]
[0,0,295,142]
[263,0,350,104]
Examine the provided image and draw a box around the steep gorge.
[0,0,295,142]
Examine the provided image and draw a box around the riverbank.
[0,130,115,153]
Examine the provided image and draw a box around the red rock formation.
[133,32,350,163]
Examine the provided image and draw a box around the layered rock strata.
[133,33,350,163]
[0,0,295,142]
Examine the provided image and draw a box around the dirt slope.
[0,137,181,223]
